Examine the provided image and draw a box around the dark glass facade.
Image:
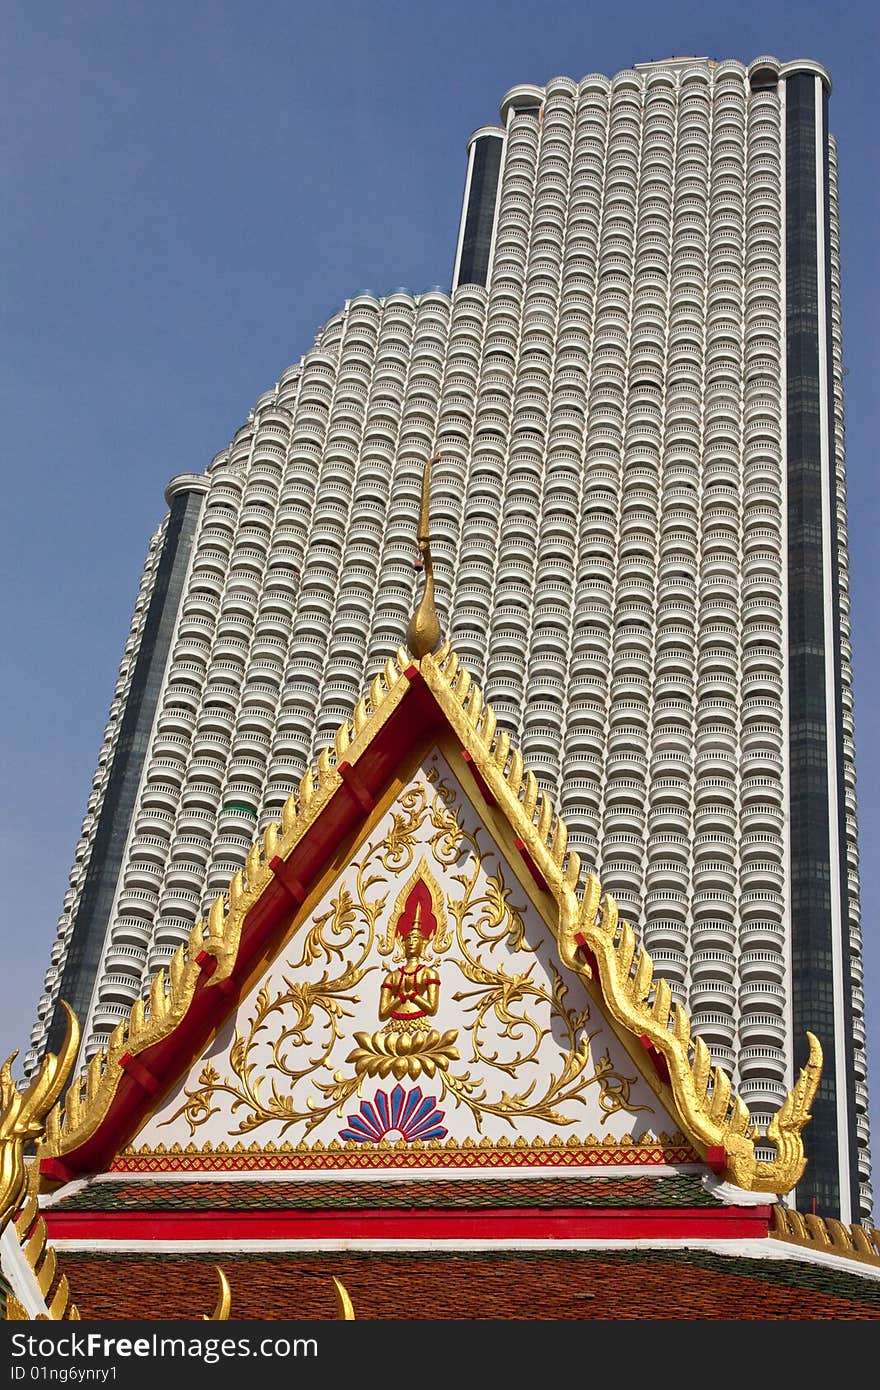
[455,135,503,289]
[45,486,204,1057]
[785,73,858,1218]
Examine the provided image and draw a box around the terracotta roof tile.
[62,1249,880,1321]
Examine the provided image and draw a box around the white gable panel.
[133,748,680,1166]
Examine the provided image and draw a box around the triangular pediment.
[38,644,820,1194]
[132,747,682,1168]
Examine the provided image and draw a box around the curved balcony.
[645,830,688,861]
[692,864,738,896]
[600,863,645,897]
[691,914,737,948]
[738,1047,787,1082]
[116,888,159,919]
[691,1011,737,1047]
[103,943,148,974]
[163,861,207,896]
[738,1011,788,1048]
[739,948,785,984]
[124,862,165,896]
[644,861,689,892]
[111,918,152,951]
[739,862,785,894]
[738,919,786,952]
[689,979,737,1012]
[642,919,689,952]
[98,973,142,1006]
[646,948,687,984]
[738,977,785,1012]
[738,1080,789,1115]
[643,886,688,918]
[90,1002,134,1033]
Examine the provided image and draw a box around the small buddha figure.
[378,899,440,1033]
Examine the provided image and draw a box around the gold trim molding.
[113,1131,698,1173]
[771,1207,880,1267]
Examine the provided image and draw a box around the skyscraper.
[27,55,869,1222]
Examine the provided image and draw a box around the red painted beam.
[337,761,375,813]
[706,1146,728,1176]
[119,1053,161,1097]
[269,856,307,906]
[460,748,496,806]
[513,837,548,892]
[43,1206,773,1243]
[639,1035,671,1085]
[573,933,599,979]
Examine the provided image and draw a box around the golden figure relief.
[379,883,441,1031]
[352,867,460,1080]
[378,910,439,1029]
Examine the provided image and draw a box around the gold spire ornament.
[406,453,442,659]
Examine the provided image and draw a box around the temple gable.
[130,749,681,1169]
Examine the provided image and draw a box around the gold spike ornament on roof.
[406,454,442,660]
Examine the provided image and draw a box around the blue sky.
[2,1,878,1208]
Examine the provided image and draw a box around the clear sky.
[2,0,878,1211]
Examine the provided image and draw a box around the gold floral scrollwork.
[379,786,429,871]
[160,850,389,1140]
[158,769,657,1151]
[591,1050,652,1127]
[431,784,653,1134]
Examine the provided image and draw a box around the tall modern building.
[27,55,869,1222]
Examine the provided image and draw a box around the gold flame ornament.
[406,454,442,659]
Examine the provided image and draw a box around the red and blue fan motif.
[339,1085,448,1143]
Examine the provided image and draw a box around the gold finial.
[406,454,442,660]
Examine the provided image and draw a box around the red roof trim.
[44,1205,773,1243]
